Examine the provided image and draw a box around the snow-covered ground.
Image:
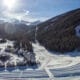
[33,43,80,69]
[32,42,80,80]
[0,41,80,80]
[0,39,37,69]
[0,40,13,52]
[0,40,24,67]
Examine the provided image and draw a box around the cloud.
[0,9,48,22]
[1,10,30,20]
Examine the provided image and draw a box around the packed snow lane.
[50,63,80,77]
[0,70,49,79]
[0,63,80,80]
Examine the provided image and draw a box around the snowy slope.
[0,42,80,80]
[32,42,80,80]
[32,43,80,69]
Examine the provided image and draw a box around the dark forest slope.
[36,8,80,52]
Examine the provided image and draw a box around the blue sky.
[0,0,80,21]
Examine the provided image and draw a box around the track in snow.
[0,43,80,80]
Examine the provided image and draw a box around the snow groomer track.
[0,63,80,80]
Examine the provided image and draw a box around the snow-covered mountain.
[20,20,41,26]
[0,18,41,39]
[0,18,41,26]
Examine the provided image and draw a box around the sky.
[0,0,80,22]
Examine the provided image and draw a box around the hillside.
[35,8,80,52]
